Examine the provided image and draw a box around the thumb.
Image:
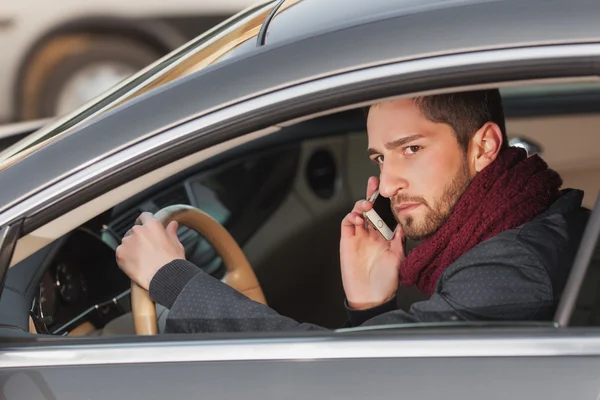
[389,226,405,259]
[166,221,179,241]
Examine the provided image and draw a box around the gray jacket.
[149,189,587,333]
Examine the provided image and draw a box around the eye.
[404,145,422,155]
[372,155,384,165]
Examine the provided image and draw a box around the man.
[116,89,588,333]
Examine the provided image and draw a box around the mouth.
[394,203,422,214]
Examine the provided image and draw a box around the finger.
[166,221,179,240]
[341,212,367,238]
[351,199,373,214]
[115,245,123,263]
[366,176,380,200]
[136,212,156,226]
[119,234,133,245]
[342,213,365,229]
[115,239,131,263]
[389,225,406,257]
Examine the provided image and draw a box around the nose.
[378,158,407,198]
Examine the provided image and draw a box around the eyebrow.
[367,134,425,157]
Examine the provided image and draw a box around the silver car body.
[1,0,600,398]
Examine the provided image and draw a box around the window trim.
[1,327,600,369]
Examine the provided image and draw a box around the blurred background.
[0,0,256,124]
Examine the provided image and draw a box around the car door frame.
[2,327,600,399]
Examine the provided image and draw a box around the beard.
[391,161,471,241]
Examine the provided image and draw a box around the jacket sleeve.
[149,235,554,334]
[149,260,403,333]
[149,260,327,333]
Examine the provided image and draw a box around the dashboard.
[33,229,130,334]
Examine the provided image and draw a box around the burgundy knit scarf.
[399,147,563,296]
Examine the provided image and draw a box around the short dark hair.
[366,89,508,151]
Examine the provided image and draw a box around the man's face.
[367,99,473,241]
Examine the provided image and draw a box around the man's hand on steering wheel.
[116,212,186,290]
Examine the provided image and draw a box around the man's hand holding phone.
[340,176,405,310]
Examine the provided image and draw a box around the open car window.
[2,67,600,339]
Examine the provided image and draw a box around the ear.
[467,122,503,175]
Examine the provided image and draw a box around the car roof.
[2,0,600,215]
[266,0,502,46]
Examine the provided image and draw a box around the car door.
[2,324,600,400]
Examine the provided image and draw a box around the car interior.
[1,79,600,337]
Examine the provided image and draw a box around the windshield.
[0,0,283,170]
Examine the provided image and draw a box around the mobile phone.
[364,190,396,240]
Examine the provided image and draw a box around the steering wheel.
[130,205,267,335]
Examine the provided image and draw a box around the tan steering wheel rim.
[131,204,267,335]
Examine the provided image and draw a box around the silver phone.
[364,190,394,240]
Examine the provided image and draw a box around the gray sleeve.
[153,235,554,333]
[150,260,327,333]
[165,269,327,333]
[152,261,407,333]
